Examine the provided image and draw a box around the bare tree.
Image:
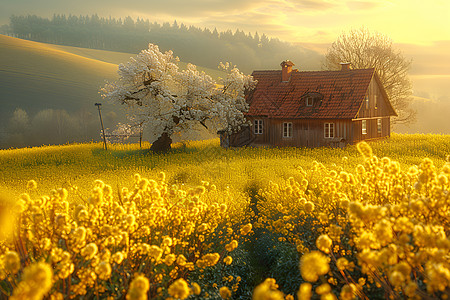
[324,27,416,125]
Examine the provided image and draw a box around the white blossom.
[101,44,256,143]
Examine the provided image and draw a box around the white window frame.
[283,122,293,138]
[324,123,334,138]
[377,118,382,134]
[254,119,263,134]
[306,97,313,106]
[362,120,367,135]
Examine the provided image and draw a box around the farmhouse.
[222,60,397,148]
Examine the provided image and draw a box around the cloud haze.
[2,0,449,44]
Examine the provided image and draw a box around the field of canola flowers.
[0,133,449,299]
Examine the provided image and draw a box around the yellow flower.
[95,261,112,280]
[357,141,372,159]
[300,251,330,282]
[191,282,201,295]
[164,254,176,266]
[163,236,173,246]
[27,180,37,190]
[148,245,163,261]
[252,278,284,300]
[240,223,252,235]
[138,178,149,190]
[336,258,352,271]
[388,270,405,287]
[125,214,136,227]
[340,284,357,300]
[73,226,87,243]
[225,240,239,252]
[158,171,166,182]
[220,203,228,213]
[220,286,232,299]
[404,281,417,298]
[197,253,220,268]
[4,251,21,274]
[177,254,187,266]
[315,283,331,295]
[168,278,190,300]
[0,193,16,240]
[304,202,314,213]
[373,219,393,246]
[321,292,337,300]
[223,256,233,265]
[88,187,103,206]
[316,235,332,254]
[81,243,98,260]
[197,223,209,232]
[112,251,125,264]
[126,274,150,300]
[297,283,312,300]
[394,261,411,278]
[11,262,53,300]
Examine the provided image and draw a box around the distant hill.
[0,35,219,148]
[3,14,322,74]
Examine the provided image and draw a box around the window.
[324,123,334,138]
[283,122,293,138]
[254,119,263,134]
[306,97,313,106]
[377,118,382,134]
[362,120,367,135]
[374,94,378,109]
[365,95,369,109]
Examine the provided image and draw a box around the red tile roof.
[247,68,378,119]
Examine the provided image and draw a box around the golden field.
[0,133,449,299]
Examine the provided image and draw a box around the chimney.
[281,60,295,82]
[340,62,351,71]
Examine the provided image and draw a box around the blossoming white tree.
[101,44,256,152]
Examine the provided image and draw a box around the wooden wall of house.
[357,77,392,119]
[352,117,391,143]
[246,117,355,148]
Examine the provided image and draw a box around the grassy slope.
[0,35,121,119]
[1,133,449,202]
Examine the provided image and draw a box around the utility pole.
[95,103,108,150]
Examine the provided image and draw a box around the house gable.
[355,72,397,119]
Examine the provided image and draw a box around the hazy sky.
[1,0,448,43]
[2,0,449,77]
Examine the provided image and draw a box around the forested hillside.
[2,14,321,73]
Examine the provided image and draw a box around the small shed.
[223,61,397,148]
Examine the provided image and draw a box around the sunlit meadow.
[0,133,449,299]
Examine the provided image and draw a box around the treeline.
[2,14,321,73]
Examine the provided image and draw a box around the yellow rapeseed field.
[0,133,449,299]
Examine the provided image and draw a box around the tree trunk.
[150,132,172,153]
